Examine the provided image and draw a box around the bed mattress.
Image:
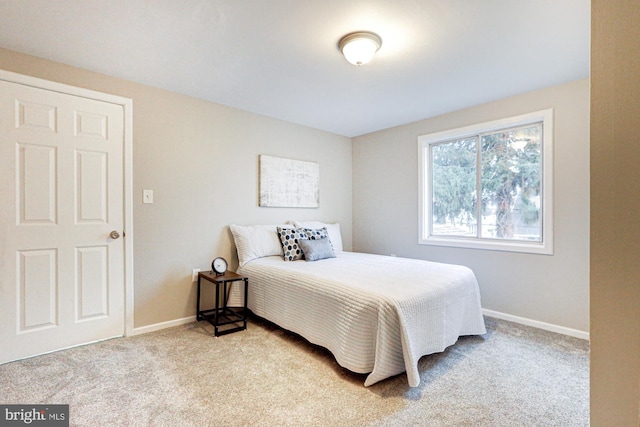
[238,251,486,387]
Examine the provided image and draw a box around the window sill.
[419,236,553,255]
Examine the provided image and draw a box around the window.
[418,109,553,254]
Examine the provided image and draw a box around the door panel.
[18,249,57,332]
[76,149,108,223]
[17,142,57,224]
[76,245,109,321]
[0,79,125,363]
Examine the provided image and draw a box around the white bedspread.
[238,251,486,387]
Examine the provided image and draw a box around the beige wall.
[0,48,352,329]
[353,79,590,333]
[590,1,640,426]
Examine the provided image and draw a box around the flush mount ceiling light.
[338,31,382,66]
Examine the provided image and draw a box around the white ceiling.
[0,0,590,137]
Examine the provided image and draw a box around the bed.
[230,222,486,387]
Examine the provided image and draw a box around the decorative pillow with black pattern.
[299,226,330,242]
[276,226,308,261]
[298,226,335,253]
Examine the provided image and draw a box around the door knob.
[110,230,120,239]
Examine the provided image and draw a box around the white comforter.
[238,251,486,387]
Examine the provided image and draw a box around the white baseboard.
[130,315,197,336]
[483,309,589,341]
[130,310,590,342]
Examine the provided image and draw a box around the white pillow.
[230,224,287,266]
[292,221,343,251]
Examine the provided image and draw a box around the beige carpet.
[0,316,589,426]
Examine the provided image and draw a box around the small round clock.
[211,257,228,275]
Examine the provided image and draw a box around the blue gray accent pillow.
[298,237,336,262]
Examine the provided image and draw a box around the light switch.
[143,189,154,204]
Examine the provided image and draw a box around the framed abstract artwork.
[259,155,319,208]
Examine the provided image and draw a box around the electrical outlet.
[191,268,200,282]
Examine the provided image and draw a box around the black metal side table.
[196,270,248,336]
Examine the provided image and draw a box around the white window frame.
[418,109,554,255]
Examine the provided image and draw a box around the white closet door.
[0,79,125,363]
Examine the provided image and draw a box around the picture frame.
[259,155,319,208]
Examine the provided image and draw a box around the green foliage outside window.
[431,124,542,241]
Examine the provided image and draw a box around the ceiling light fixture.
[338,31,382,66]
